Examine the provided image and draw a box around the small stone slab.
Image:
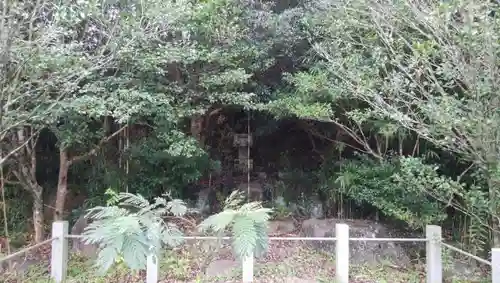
[205,259,240,277]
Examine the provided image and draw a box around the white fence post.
[426,225,442,283]
[147,253,159,283]
[51,221,69,283]
[336,223,349,283]
[492,248,500,283]
[242,255,254,282]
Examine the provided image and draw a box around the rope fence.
[442,242,492,266]
[0,237,56,263]
[66,234,340,241]
[65,234,430,242]
[1,222,499,283]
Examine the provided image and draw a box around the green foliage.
[198,191,272,259]
[125,128,212,197]
[271,196,293,220]
[0,0,112,137]
[1,0,305,248]
[0,186,32,237]
[83,191,271,274]
[82,193,186,273]
[7,0,500,264]
[158,250,193,280]
[306,0,500,168]
[73,128,213,204]
[320,155,461,228]
[104,189,120,206]
[258,0,500,251]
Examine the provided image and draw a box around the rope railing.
[66,234,340,241]
[0,237,56,263]
[66,234,427,242]
[3,222,500,283]
[442,242,492,266]
[350,237,427,242]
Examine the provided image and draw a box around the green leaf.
[167,199,187,217]
[231,215,258,259]
[96,246,119,274]
[198,209,236,233]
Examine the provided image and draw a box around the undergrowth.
[2,246,490,283]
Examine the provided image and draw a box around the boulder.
[195,188,211,215]
[267,220,296,235]
[307,197,324,219]
[237,181,263,201]
[205,259,239,277]
[70,214,99,258]
[301,218,411,266]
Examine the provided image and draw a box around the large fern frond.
[83,192,188,274]
[198,209,237,233]
[84,190,271,274]
[167,199,187,216]
[232,215,258,259]
[223,190,246,210]
[85,206,129,220]
[117,193,150,209]
[251,221,269,258]
[82,215,141,245]
[198,190,272,261]
[161,222,184,247]
[96,246,119,273]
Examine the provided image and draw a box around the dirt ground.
[1,236,489,283]
[0,217,490,283]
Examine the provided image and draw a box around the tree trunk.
[12,127,46,242]
[32,187,44,243]
[490,189,500,248]
[54,149,69,221]
[487,170,500,248]
[190,114,205,145]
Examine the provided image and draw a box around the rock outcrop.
[267,220,296,235]
[301,218,411,266]
[70,214,99,258]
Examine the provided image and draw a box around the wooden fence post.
[147,253,159,283]
[336,223,349,283]
[51,221,68,283]
[426,225,442,283]
[242,255,254,282]
[492,248,500,283]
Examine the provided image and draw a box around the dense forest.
[1,0,500,279]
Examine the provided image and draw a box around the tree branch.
[0,128,41,166]
[69,125,128,165]
[300,120,378,157]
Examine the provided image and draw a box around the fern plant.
[104,188,121,206]
[82,190,272,274]
[82,193,186,273]
[271,196,292,220]
[103,188,127,269]
[198,190,272,260]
